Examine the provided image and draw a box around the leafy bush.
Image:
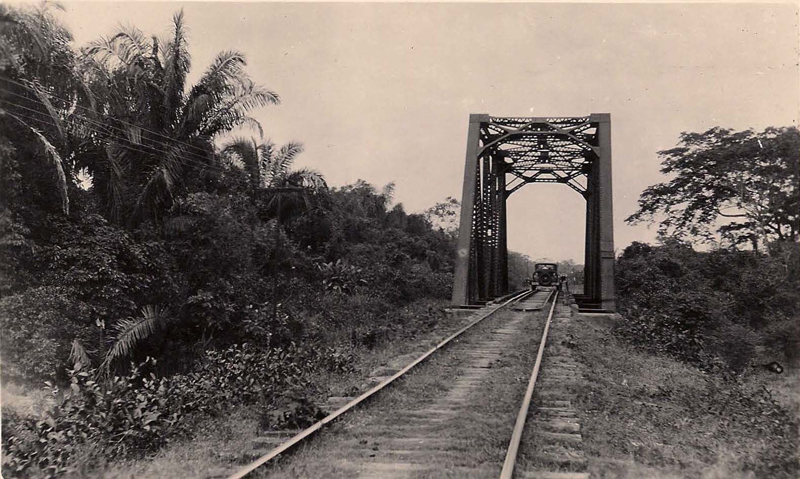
[1,343,336,477]
[617,306,706,363]
[316,259,366,294]
[762,315,800,366]
[3,359,181,478]
[177,343,313,411]
[616,240,800,372]
[0,286,93,381]
[259,395,326,431]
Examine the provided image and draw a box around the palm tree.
[80,10,279,226]
[220,136,326,218]
[221,136,326,318]
[0,2,88,215]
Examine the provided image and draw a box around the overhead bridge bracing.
[452,113,616,311]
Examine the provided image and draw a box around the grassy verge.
[572,313,799,479]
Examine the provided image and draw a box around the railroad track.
[224,287,586,479]
[501,292,589,479]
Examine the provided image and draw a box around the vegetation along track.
[219,287,587,479]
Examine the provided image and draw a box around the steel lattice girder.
[482,117,599,197]
[452,114,616,311]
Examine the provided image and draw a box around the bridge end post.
[594,113,616,312]
[452,114,488,305]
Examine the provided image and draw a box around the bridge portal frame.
[452,113,616,311]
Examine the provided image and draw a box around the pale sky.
[52,2,799,262]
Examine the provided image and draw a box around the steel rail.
[499,289,559,479]
[225,289,533,479]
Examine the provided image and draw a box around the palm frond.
[0,40,21,72]
[1,111,69,214]
[255,139,274,158]
[283,168,327,190]
[220,135,254,157]
[163,214,197,236]
[274,141,304,168]
[181,92,212,132]
[2,5,47,65]
[264,141,303,187]
[237,80,280,109]
[196,82,278,138]
[85,26,149,70]
[161,9,190,128]
[264,142,296,179]
[102,305,169,370]
[131,146,183,225]
[23,79,65,141]
[152,34,170,65]
[74,75,99,119]
[179,51,248,136]
[197,50,246,91]
[148,34,162,71]
[69,339,91,370]
[220,136,261,184]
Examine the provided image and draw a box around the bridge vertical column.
[499,173,509,295]
[469,171,481,302]
[583,182,595,298]
[489,156,507,298]
[491,156,499,298]
[481,154,494,301]
[586,167,601,302]
[452,114,487,305]
[594,113,616,311]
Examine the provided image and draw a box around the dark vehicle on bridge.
[532,263,559,287]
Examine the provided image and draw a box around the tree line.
[1,3,458,378]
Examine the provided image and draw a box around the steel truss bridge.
[452,113,616,312]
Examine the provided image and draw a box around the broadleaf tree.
[627,126,800,250]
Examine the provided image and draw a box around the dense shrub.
[1,178,456,384]
[762,316,800,365]
[0,214,178,381]
[0,286,93,381]
[616,240,800,372]
[3,359,180,478]
[317,259,367,295]
[1,343,335,478]
[177,344,314,411]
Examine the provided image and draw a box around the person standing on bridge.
[558,274,568,293]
